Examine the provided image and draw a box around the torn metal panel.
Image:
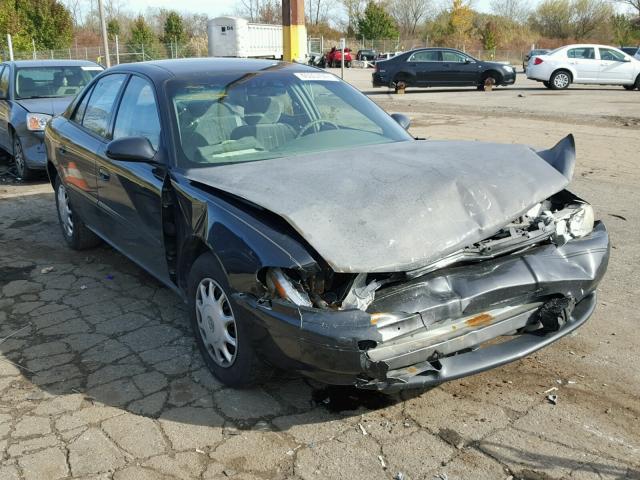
[185,137,571,273]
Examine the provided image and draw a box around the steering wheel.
[296,119,340,138]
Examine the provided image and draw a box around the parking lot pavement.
[1,78,639,480]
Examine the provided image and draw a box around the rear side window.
[409,50,440,62]
[0,67,9,97]
[567,48,595,59]
[113,76,161,150]
[82,74,126,138]
[72,85,94,124]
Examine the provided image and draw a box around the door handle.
[98,167,110,181]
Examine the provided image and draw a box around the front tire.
[13,135,36,180]
[623,84,635,90]
[188,252,267,387]
[543,81,552,89]
[54,176,102,250]
[550,70,571,90]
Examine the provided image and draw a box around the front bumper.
[18,131,46,169]
[501,69,517,85]
[236,222,609,391]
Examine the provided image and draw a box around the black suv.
[372,48,516,92]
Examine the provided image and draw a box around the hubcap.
[554,73,569,88]
[195,278,238,367]
[57,183,74,237]
[14,140,25,177]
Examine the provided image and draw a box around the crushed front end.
[233,191,609,391]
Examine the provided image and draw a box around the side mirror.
[391,113,411,130]
[106,136,156,162]
[464,59,472,64]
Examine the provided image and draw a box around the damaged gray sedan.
[45,59,609,391]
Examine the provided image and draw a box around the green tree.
[163,11,185,44]
[357,1,399,39]
[481,20,498,51]
[127,15,160,60]
[0,0,73,52]
[107,18,120,42]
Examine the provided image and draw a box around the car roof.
[2,59,102,67]
[555,44,626,49]
[106,58,315,81]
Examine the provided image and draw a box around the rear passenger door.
[56,73,127,227]
[566,47,598,82]
[96,74,169,282]
[406,50,441,85]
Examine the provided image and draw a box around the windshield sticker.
[81,66,103,71]
[294,72,339,82]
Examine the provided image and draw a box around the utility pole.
[97,0,111,67]
[7,35,14,61]
[282,0,306,62]
[115,35,120,65]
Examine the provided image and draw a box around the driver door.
[597,47,635,83]
[96,74,169,282]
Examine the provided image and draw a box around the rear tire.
[54,176,102,250]
[550,70,571,90]
[188,252,269,387]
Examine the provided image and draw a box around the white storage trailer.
[208,17,290,59]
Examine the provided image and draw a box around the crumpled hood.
[185,139,571,273]
[16,97,72,116]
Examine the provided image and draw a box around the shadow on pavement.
[0,191,416,433]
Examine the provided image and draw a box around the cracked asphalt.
[0,72,639,480]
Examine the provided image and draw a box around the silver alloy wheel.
[57,182,74,237]
[13,138,25,177]
[553,72,570,88]
[195,278,238,367]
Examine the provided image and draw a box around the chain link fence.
[2,39,526,66]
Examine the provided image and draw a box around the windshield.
[15,66,102,99]
[168,69,412,167]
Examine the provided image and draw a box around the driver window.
[113,76,161,150]
[442,51,466,62]
[599,48,626,62]
[409,50,440,62]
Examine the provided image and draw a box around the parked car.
[376,51,402,61]
[620,46,638,56]
[356,49,377,63]
[45,58,608,391]
[523,48,550,72]
[0,60,102,179]
[308,52,326,68]
[325,47,352,68]
[526,44,640,90]
[372,48,516,92]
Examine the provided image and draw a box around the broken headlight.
[567,203,594,238]
[265,268,312,307]
[553,203,595,245]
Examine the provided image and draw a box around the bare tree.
[572,0,613,39]
[306,0,331,25]
[341,0,365,34]
[236,0,282,23]
[489,0,531,23]
[390,0,433,36]
[616,0,640,16]
[63,0,84,27]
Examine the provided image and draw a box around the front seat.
[230,96,295,150]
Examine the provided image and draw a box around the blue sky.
[125,0,496,17]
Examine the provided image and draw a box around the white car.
[526,44,640,90]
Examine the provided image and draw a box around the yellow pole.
[282,0,306,62]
